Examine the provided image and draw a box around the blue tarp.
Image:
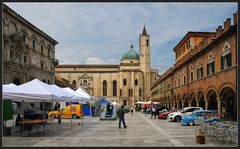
[83,104,90,116]
[100,98,109,104]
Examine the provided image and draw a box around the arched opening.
[183,94,189,107]
[112,80,117,96]
[123,79,127,86]
[134,79,138,86]
[42,79,46,83]
[190,93,197,107]
[198,91,205,109]
[178,100,182,109]
[72,80,76,86]
[13,78,20,85]
[220,87,236,121]
[103,80,107,96]
[207,89,218,111]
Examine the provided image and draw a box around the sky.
[4,2,237,75]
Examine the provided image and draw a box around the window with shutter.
[221,56,224,70]
[227,53,232,67]
[212,62,215,73]
[190,72,193,82]
[207,64,209,75]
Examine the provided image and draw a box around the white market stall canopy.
[2,79,75,102]
[135,101,151,104]
[63,87,89,102]
[75,87,91,102]
[3,83,17,90]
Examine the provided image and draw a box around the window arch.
[42,79,46,83]
[9,22,17,35]
[13,78,20,85]
[189,64,194,82]
[197,59,203,79]
[123,79,127,86]
[48,48,51,58]
[134,79,138,86]
[146,39,149,46]
[32,35,37,50]
[72,80,76,86]
[207,53,215,75]
[178,72,181,86]
[113,80,117,96]
[221,43,232,70]
[183,69,187,85]
[83,80,87,85]
[21,28,27,43]
[103,80,107,96]
[40,40,45,55]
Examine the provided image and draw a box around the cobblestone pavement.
[2,112,237,147]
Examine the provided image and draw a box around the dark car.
[24,110,48,120]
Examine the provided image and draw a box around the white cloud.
[4,2,237,75]
[85,57,104,64]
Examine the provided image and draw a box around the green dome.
[121,50,140,60]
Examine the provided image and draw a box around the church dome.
[121,46,140,60]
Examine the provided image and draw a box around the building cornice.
[173,25,236,73]
[3,4,58,45]
[56,64,120,68]
[173,31,215,52]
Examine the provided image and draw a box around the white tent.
[3,83,17,90]
[63,87,89,102]
[2,79,74,102]
[75,87,91,101]
[2,79,79,138]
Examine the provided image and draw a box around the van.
[48,104,83,119]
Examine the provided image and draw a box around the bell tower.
[139,25,151,101]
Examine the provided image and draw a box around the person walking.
[151,106,156,119]
[117,105,127,129]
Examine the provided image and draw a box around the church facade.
[55,27,159,106]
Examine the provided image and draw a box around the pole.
[51,100,53,139]
[89,100,91,125]
[70,101,72,133]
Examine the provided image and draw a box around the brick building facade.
[151,12,238,121]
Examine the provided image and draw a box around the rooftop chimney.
[223,18,231,33]
[216,26,223,38]
[233,11,238,25]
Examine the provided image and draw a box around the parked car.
[158,109,168,114]
[181,110,215,126]
[24,110,48,120]
[158,108,181,119]
[167,107,203,122]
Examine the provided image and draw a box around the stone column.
[205,99,208,110]
[217,97,221,114]
[177,101,179,109]
[189,99,191,107]
[196,98,199,107]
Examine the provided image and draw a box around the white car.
[167,107,203,122]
